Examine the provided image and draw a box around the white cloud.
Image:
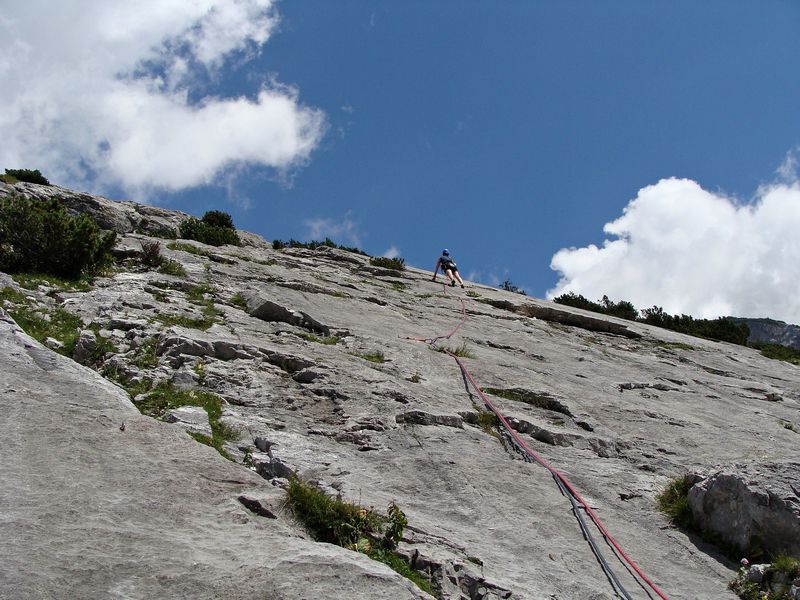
[383,246,400,259]
[304,214,362,247]
[0,1,326,196]
[548,176,800,324]
[776,147,799,184]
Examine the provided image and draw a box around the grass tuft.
[354,350,386,363]
[297,332,340,345]
[656,475,695,529]
[433,341,475,358]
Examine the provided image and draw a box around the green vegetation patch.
[272,237,368,256]
[553,292,750,346]
[1,287,82,356]
[729,555,800,600]
[179,210,241,247]
[12,272,92,292]
[432,341,475,358]
[286,478,435,596]
[297,332,339,345]
[133,383,238,458]
[3,168,50,185]
[0,195,116,279]
[476,409,500,435]
[750,342,800,366]
[229,292,248,309]
[656,474,695,530]
[131,336,159,368]
[354,350,386,363]
[157,259,187,277]
[370,256,406,270]
[167,241,212,257]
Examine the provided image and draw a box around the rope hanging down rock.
[406,288,669,600]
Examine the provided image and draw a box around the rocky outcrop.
[688,462,800,558]
[2,182,800,600]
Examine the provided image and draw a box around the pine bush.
[0,195,115,278]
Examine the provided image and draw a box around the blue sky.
[3,1,800,322]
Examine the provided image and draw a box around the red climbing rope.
[409,289,670,600]
[447,349,669,600]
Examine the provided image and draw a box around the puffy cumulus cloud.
[382,246,401,259]
[548,177,800,324]
[304,214,362,247]
[0,1,325,196]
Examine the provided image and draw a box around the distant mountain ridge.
[732,317,800,350]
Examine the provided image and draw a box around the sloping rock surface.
[2,182,800,600]
[0,311,429,600]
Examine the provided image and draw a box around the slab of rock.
[0,311,432,600]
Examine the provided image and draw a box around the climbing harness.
[406,288,669,600]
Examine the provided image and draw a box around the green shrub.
[285,478,434,595]
[140,240,164,268]
[179,210,240,247]
[370,256,405,270]
[200,210,235,229]
[772,555,800,579]
[4,168,50,185]
[552,292,750,346]
[554,292,636,320]
[499,279,526,295]
[0,196,116,279]
[272,237,368,256]
[158,259,187,277]
[656,475,695,529]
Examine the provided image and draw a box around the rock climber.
[432,249,464,288]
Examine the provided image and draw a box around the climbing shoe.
[450,281,456,287]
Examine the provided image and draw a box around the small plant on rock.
[285,478,434,596]
[433,341,475,358]
[158,258,187,277]
[355,350,386,363]
[230,292,248,309]
[140,240,164,268]
[476,409,500,435]
[656,474,695,529]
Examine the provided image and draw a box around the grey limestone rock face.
[2,186,800,600]
[0,311,433,600]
